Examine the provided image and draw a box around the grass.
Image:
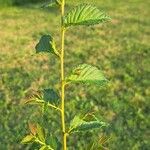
[0,0,149,149]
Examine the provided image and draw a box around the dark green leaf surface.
[67,64,108,85]
[56,0,61,5]
[69,116,107,133]
[35,35,59,56]
[64,4,110,27]
[24,88,59,106]
[46,135,62,150]
[41,89,59,105]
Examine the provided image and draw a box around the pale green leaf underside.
[37,124,45,142]
[21,135,35,144]
[69,116,107,133]
[64,4,110,27]
[35,35,59,56]
[67,64,108,85]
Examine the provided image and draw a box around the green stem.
[60,0,67,150]
[47,103,61,111]
[35,138,54,150]
[34,99,61,111]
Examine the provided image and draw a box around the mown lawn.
[0,0,149,149]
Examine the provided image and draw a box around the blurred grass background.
[0,0,150,149]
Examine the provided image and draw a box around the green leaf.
[64,4,110,27]
[39,146,47,150]
[41,89,59,105]
[35,35,59,56]
[69,116,85,131]
[21,135,35,144]
[69,115,107,133]
[42,0,61,8]
[23,99,43,105]
[67,64,108,85]
[75,121,106,132]
[24,88,59,106]
[55,0,62,5]
[87,135,110,150]
[37,124,45,142]
[46,134,62,150]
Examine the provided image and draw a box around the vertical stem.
[60,0,67,150]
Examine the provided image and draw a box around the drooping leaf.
[23,99,43,105]
[69,115,107,133]
[21,135,35,144]
[67,64,108,85]
[46,134,62,150]
[35,35,59,56]
[37,124,45,142]
[64,4,110,27]
[41,0,61,8]
[24,88,59,106]
[41,89,59,105]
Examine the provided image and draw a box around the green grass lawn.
[0,0,149,149]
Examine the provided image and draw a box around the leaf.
[88,135,110,150]
[69,116,85,130]
[69,115,107,133]
[28,123,37,136]
[56,0,61,5]
[41,0,61,8]
[41,89,59,105]
[23,99,43,105]
[45,133,62,150]
[75,121,107,132]
[67,64,108,85]
[37,124,45,142]
[24,88,59,106]
[39,146,47,150]
[35,35,59,56]
[21,135,35,144]
[64,4,110,27]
